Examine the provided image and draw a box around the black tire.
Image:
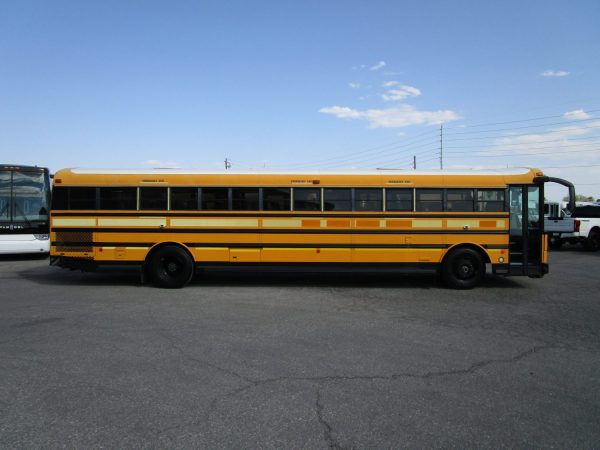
[549,237,563,250]
[148,245,194,288]
[442,248,485,289]
[583,230,600,252]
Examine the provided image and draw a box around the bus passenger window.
[293,188,321,211]
[51,186,69,210]
[477,189,505,212]
[263,188,290,211]
[99,187,137,210]
[446,189,474,212]
[201,188,229,210]
[416,189,443,212]
[324,188,351,211]
[386,189,413,211]
[140,187,168,210]
[171,188,198,210]
[354,188,382,211]
[69,187,97,210]
[232,188,259,210]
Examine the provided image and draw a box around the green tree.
[563,194,595,202]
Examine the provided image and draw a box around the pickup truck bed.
[555,205,600,251]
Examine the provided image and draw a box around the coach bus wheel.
[442,248,485,289]
[148,245,194,288]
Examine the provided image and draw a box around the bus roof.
[53,167,543,187]
[63,167,536,176]
[1,164,49,172]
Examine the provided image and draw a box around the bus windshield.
[0,168,50,224]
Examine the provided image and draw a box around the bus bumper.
[492,263,548,276]
[0,235,50,254]
[50,256,97,271]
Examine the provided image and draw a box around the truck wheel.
[583,231,600,252]
[442,248,485,289]
[549,237,563,250]
[148,245,194,288]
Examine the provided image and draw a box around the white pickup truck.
[544,202,576,249]
[553,204,600,251]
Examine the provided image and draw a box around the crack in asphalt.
[154,344,559,439]
[316,389,346,450]
[144,305,256,385]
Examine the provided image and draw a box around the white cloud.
[564,109,590,120]
[369,60,386,71]
[490,120,600,156]
[382,81,400,87]
[319,106,362,119]
[143,159,180,168]
[348,82,361,89]
[381,85,421,101]
[541,69,570,77]
[319,104,461,128]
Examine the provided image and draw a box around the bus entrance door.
[508,185,544,276]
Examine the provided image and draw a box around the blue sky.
[1,0,599,200]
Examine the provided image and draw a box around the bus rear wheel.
[442,248,485,289]
[148,245,194,288]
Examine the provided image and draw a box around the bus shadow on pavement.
[19,264,523,289]
[18,265,142,287]
[0,254,49,262]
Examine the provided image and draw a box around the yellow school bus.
[49,168,575,288]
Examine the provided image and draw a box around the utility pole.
[224,158,231,170]
[413,155,416,170]
[439,124,443,170]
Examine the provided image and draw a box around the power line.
[444,108,600,130]
[444,147,600,158]
[443,123,600,142]
[443,135,600,151]
[443,116,600,136]
[444,139,600,155]
[538,163,600,169]
[275,129,438,169]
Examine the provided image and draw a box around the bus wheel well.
[443,244,491,265]
[440,245,488,289]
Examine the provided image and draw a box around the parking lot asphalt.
[1,248,600,449]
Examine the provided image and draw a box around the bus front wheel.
[148,245,194,288]
[442,248,485,289]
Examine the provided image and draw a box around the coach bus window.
[324,188,352,211]
[446,189,474,212]
[140,187,168,210]
[416,189,443,211]
[477,189,505,212]
[263,188,290,211]
[11,170,49,221]
[69,187,97,210]
[386,188,413,211]
[232,188,259,210]
[202,188,228,210]
[354,188,382,211]
[0,171,10,220]
[293,188,321,211]
[99,187,137,210]
[171,187,198,210]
